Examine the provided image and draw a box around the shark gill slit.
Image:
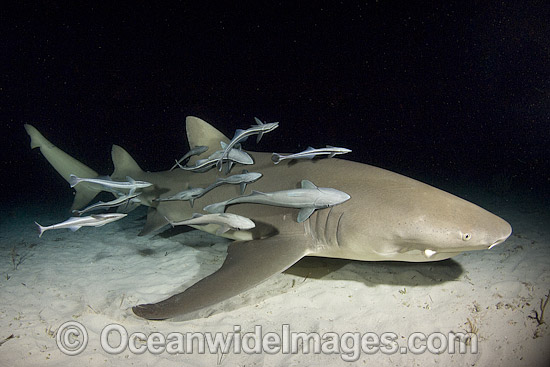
[335,211,345,249]
[305,208,322,246]
[311,206,344,250]
[323,206,332,244]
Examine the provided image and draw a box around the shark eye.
[462,233,472,241]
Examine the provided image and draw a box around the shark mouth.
[424,249,437,258]
[488,238,506,250]
[422,238,506,259]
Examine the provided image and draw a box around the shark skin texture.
[25,117,512,320]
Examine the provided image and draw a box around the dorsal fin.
[186,116,230,161]
[111,145,144,180]
[301,180,317,189]
[254,117,264,126]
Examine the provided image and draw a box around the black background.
[2,1,549,207]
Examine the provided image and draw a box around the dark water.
[1,2,549,213]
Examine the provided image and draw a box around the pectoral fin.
[138,207,169,236]
[215,224,230,235]
[297,207,315,223]
[132,235,312,320]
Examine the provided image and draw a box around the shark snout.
[488,219,512,249]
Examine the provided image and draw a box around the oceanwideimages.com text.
[56,322,478,362]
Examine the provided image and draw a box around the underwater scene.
[1,2,549,366]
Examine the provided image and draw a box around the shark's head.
[336,180,512,262]
[391,194,513,260]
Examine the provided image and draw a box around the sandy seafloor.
[0,180,549,367]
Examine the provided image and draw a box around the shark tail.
[25,124,49,149]
[24,124,101,210]
[34,221,45,238]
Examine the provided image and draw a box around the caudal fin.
[25,124,51,149]
[34,221,45,238]
[24,124,101,210]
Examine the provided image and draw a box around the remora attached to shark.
[169,213,256,235]
[24,117,512,320]
[204,179,351,223]
[35,213,127,237]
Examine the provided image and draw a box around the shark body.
[24,117,512,320]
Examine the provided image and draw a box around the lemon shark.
[24,118,512,320]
